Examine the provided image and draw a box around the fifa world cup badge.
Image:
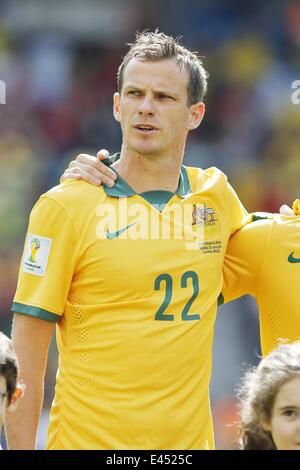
[22,234,52,276]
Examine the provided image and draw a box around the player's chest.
[76,197,229,293]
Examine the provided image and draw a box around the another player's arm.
[280,199,300,216]
[61,150,300,225]
[6,315,54,450]
[221,218,272,303]
[7,196,78,449]
[61,149,117,187]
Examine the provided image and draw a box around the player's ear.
[7,383,24,413]
[187,101,205,131]
[113,92,121,123]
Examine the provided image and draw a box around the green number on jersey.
[181,271,200,321]
[154,274,174,321]
[154,271,200,321]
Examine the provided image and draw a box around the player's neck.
[114,147,184,193]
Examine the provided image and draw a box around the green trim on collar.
[103,164,191,198]
[140,190,174,212]
[12,302,61,323]
[177,166,191,197]
[104,170,135,197]
[102,152,120,167]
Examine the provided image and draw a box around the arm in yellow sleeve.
[221,217,273,303]
[7,193,79,448]
[12,194,79,320]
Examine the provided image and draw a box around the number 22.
[154,271,200,321]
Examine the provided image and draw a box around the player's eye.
[283,409,297,417]
[127,90,142,97]
[157,94,173,100]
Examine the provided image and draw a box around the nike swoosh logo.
[106,222,137,240]
[288,252,300,263]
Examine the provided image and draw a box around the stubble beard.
[126,139,164,160]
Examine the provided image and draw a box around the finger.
[74,154,112,178]
[79,162,115,186]
[76,153,116,179]
[61,168,81,179]
[68,160,80,170]
[97,149,110,160]
[69,163,115,187]
[76,153,97,164]
[292,199,300,215]
[63,168,102,187]
[75,152,112,174]
[68,153,117,185]
[60,170,82,183]
[96,150,117,181]
[78,154,116,181]
[94,158,117,181]
[279,204,294,216]
[75,169,106,187]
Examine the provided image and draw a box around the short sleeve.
[221,217,272,303]
[12,196,78,322]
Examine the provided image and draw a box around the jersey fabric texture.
[12,165,248,450]
[222,214,300,356]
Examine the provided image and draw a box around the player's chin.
[131,141,161,156]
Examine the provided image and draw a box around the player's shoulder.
[184,165,229,192]
[227,213,273,249]
[236,212,300,241]
[272,213,300,231]
[185,165,227,180]
[29,180,107,224]
[250,212,300,229]
[239,212,273,234]
[40,179,106,210]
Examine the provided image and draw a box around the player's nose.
[137,95,155,115]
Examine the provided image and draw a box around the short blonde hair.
[117,30,209,106]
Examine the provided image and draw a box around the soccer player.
[0,332,23,446]
[221,206,300,357]
[64,153,300,359]
[8,31,250,450]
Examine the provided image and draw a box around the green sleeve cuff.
[251,214,269,222]
[11,302,61,323]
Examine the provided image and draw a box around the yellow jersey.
[222,213,300,356]
[12,165,248,449]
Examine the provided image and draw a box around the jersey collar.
[103,165,191,198]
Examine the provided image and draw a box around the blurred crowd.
[0,0,300,449]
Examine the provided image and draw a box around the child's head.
[0,332,23,428]
[238,341,300,450]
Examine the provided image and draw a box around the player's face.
[263,376,300,450]
[113,58,205,157]
[0,376,8,428]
